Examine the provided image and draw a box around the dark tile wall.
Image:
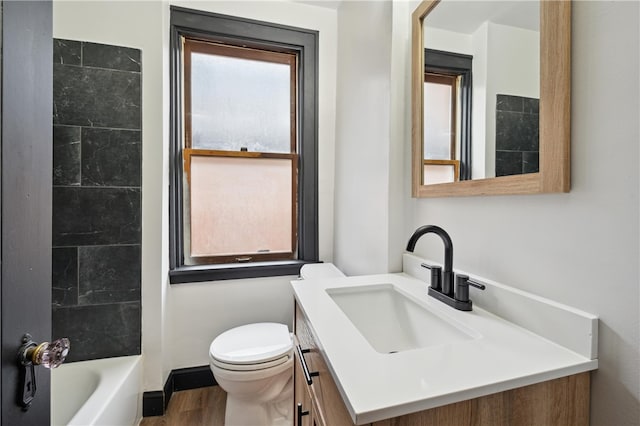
[52,39,142,362]
[495,94,539,177]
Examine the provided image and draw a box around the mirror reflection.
[422,1,540,185]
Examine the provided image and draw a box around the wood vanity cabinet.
[294,302,354,426]
[293,301,591,426]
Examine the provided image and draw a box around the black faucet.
[406,225,455,296]
[406,225,485,311]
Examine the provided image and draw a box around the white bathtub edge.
[63,355,142,426]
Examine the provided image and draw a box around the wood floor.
[140,386,227,426]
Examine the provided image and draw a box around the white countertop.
[292,271,598,425]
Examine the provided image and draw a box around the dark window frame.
[169,6,319,284]
[424,48,473,180]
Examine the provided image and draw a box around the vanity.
[290,0,592,421]
[291,256,598,426]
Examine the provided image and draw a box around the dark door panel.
[1,1,53,424]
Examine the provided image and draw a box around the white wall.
[53,0,169,392]
[423,27,471,54]
[168,276,296,368]
[164,0,338,370]
[53,0,337,389]
[333,0,395,275]
[394,1,639,424]
[471,23,488,179]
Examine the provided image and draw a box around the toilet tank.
[299,263,345,280]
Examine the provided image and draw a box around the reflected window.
[423,160,460,185]
[424,73,457,160]
[423,49,473,184]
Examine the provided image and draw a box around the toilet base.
[224,376,293,426]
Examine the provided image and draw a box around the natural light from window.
[190,52,292,153]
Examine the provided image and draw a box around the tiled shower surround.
[52,39,142,362]
[495,94,540,177]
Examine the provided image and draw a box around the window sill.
[169,260,319,284]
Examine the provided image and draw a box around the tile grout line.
[54,123,142,133]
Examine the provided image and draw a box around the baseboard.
[172,365,217,391]
[143,365,217,417]
[163,372,174,410]
[142,390,164,417]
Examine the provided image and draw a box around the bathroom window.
[169,7,319,283]
[183,39,297,263]
[424,73,457,160]
[424,49,473,181]
[423,73,460,184]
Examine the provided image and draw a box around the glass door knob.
[28,338,70,368]
[19,334,70,368]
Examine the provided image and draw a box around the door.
[1,1,53,424]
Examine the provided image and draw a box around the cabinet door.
[295,303,355,426]
[294,346,313,426]
[307,345,354,426]
[311,403,323,426]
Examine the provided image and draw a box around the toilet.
[209,322,294,426]
[209,264,345,426]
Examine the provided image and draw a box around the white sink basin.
[326,283,476,353]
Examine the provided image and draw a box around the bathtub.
[51,355,142,426]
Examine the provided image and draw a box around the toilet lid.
[209,323,293,365]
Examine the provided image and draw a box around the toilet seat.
[210,353,290,371]
[209,323,292,370]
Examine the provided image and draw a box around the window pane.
[424,163,455,185]
[190,52,292,153]
[424,81,452,160]
[189,155,293,258]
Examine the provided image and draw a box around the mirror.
[412,0,571,197]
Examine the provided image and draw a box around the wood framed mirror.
[412,0,571,197]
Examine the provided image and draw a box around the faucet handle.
[421,263,442,291]
[455,274,485,303]
[467,278,486,290]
